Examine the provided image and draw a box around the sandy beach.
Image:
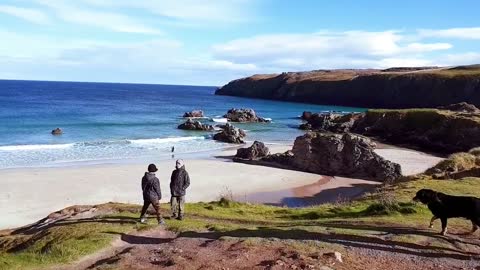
[0,143,443,229]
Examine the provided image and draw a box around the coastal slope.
[215,65,480,108]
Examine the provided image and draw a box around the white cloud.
[440,52,480,66]
[79,0,257,24]
[0,5,50,24]
[418,27,480,40]
[212,31,452,70]
[36,0,161,34]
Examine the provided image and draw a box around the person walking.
[170,159,190,220]
[139,164,165,225]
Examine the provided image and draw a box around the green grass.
[2,177,480,270]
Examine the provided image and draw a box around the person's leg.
[152,201,164,224]
[171,196,179,218]
[140,201,150,222]
[178,196,185,219]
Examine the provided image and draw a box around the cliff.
[215,65,480,108]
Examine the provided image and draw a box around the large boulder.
[234,141,270,160]
[51,128,63,135]
[291,132,402,182]
[223,108,270,123]
[183,110,204,118]
[213,123,246,144]
[178,119,214,131]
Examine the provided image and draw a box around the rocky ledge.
[178,119,214,131]
[216,65,480,109]
[223,108,270,123]
[300,105,480,154]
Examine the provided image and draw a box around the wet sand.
[236,176,380,207]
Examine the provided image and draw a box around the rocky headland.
[216,65,480,108]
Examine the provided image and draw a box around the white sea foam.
[129,136,205,145]
[212,118,228,123]
[0,143,74,151]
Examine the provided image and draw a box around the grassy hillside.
[1,177,480,270]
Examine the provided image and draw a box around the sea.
[0,80,364,169]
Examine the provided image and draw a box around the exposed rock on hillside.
[301,108,480,154]
[437,102,480,113]
[300,113,361,133]
[216,65,480,108]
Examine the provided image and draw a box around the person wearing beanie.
[170,159,190,220]
[139,163,165,225]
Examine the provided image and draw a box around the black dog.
[413,189,480,235]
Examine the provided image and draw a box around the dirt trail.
[57,224,480,270]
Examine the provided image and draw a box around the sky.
[0,0,479,86]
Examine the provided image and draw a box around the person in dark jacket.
[140,164,165,225]
[170,159,190,220]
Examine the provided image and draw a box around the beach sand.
[0,143,442,229]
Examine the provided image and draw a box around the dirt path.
[59,224,480,270]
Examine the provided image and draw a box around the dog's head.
[413,189,438,204]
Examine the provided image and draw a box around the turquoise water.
[0,80,364,168]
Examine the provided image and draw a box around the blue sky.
[0,0,479,85]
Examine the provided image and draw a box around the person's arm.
[154,177,162,200]
[183,171,190,190]
[170,171,175,195]
[141,174,147,192]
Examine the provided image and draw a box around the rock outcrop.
[289,132,402,182]
[223,108,270,123]
[178,119,214,131]
[301,111,313,120]
[437,102,480,113]
[216,65,480,109]
[213,123,246,144]
[300,108,480,154]
[234,141,270,160]
[300,113,361,133]
[51,128,63,135]
[183,110,204,118]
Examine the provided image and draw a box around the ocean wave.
[0,136,207,152]
[0,143,74,151]
[128,136,206,145]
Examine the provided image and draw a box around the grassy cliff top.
[241,65,480,83]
